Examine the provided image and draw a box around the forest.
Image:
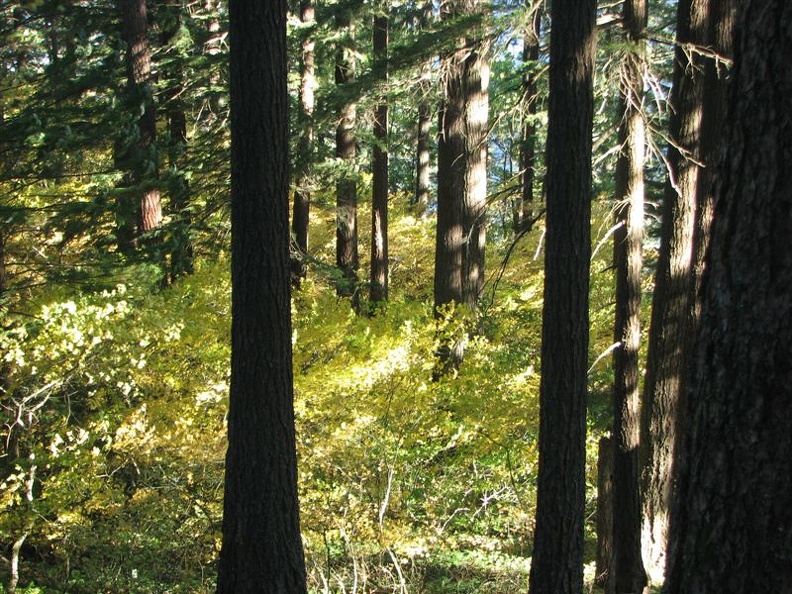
[1,0,790,593]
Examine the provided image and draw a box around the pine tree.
[610,0,648,591]
[370,8,389,305]
[664,0,792,589]
[527,0,596,590]
[433,0,489,368]
[335,2,360,309]
[291,0,316,287]
[515,1,540,234]
[639,0,729,580]
[117,0,162,251]
[216,0,307,590]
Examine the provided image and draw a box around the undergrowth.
[1,201,617,592]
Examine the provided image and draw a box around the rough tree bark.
[159,2,194,282]
[664,1,792,590]
[0,224,5,300]
[515,1,540,234]
[335,6,359,309]
[413,0,433,212]
[610,0,648,592]
[688,0,736,329]
[291,0,316,286]
[434,20,466,314]
[370,10,389,305]
[526,0,595,591]
[596,436,615,592]
[459,8,488,315]
[639,0,709,581]
[216,0,307,591]
[0,101,5,298]
[433,0,489,369]
[118,0,162,244]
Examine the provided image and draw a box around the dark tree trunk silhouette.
[335,6,359,309]
[0,99,5,298]
[0,225,5,300]
[596,436,615,593]
[165,96,193,281]
[203,0,222,117]
[610,0,648,592]
[291,0,316,287]
[413,0,433,212]
[117,0,162,249]
[527,0,595,591]
[664,2,792,590]
[160,3,194,282]
[639,0,709,580]
[370,11,389,305]
[515,2,540,234]
[216,1,307,591]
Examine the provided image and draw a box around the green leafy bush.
[1,202,618,593]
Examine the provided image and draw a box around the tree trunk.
[291,0,315,287]
[413,0,433,213]
[415,100,432,212]
[370,12,389,306]
[461,26,488,314]
[664,2,792,590]
[166,97,194,281]
[527,0,595,591]
[433,0,489,369]
[515,2,540,234]
[611,0,648,592]
[437,0,489,315]
[688,0,736,331]
[596,436,615,594]
[335,7,359,309]
[160,3,194,282]
[7,532,27,594]
[0,99,5,298]
[0,224,5,299]
[203,0,222,116]
[434,29,466,312]
[118,0,162,241]
[216,0,307,591]
[639,0,708,581]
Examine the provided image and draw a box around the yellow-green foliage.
[1,200,618,593]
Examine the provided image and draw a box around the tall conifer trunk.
[688,0,736,329]
[527,0,595,591]
[160,3,194,282]
[461,16,488,314]
[291,0,316,286]
[516,2,540,234]
[639,0,709,580]
[435,0,468,307]
[414,0,433,212]
[165,96,193,281]
[370,11,389,305]
[664,1,792,588]
[0,226,5,300]
[118,0,162,244]
[217,0,307,591]
[433,0,489,368]
[610,0,648,591]
[335,6,359,309]
[0,100,5,299]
